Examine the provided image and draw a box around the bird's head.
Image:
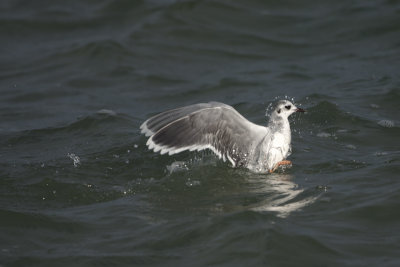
[272,100,305,120]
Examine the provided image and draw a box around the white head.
[271,100,305,121]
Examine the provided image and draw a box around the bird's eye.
[285,105,291,110]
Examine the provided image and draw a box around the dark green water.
[1,0,400,266]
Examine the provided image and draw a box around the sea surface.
[1,0,400,266]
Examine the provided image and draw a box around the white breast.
[267,131,291,168]
[273,132,290,156]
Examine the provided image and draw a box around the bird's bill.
[295,108,306,113]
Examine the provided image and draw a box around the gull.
[140,100,305,173]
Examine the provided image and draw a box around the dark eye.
[285,105,291,110]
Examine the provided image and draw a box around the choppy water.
[1,0,400,266]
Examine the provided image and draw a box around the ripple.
[250,176,321,218]
[305,159,369,174]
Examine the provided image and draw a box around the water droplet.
[186,178,201,187]
[166,161,188,173]
[67,153,80,167]
[316,185,330,192]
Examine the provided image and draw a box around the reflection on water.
[249,173,320,218]
[166,160,320,218]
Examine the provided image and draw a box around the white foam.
[378,120,395,128]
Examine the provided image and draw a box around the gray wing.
[140,102,269,166]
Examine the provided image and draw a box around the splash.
[378,120,395,128]
[264,95,301,119]
[166,161,189,174]
[67,153,81,167]
[265,96,304,137]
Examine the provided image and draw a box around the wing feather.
[141,102,269,167]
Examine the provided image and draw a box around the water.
[1,0,400,266]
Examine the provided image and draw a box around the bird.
[140,100,305,173]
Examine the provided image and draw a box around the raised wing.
[140,102,269,167]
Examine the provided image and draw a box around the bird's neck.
[268,116,292,143]
[269,116,290,133]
